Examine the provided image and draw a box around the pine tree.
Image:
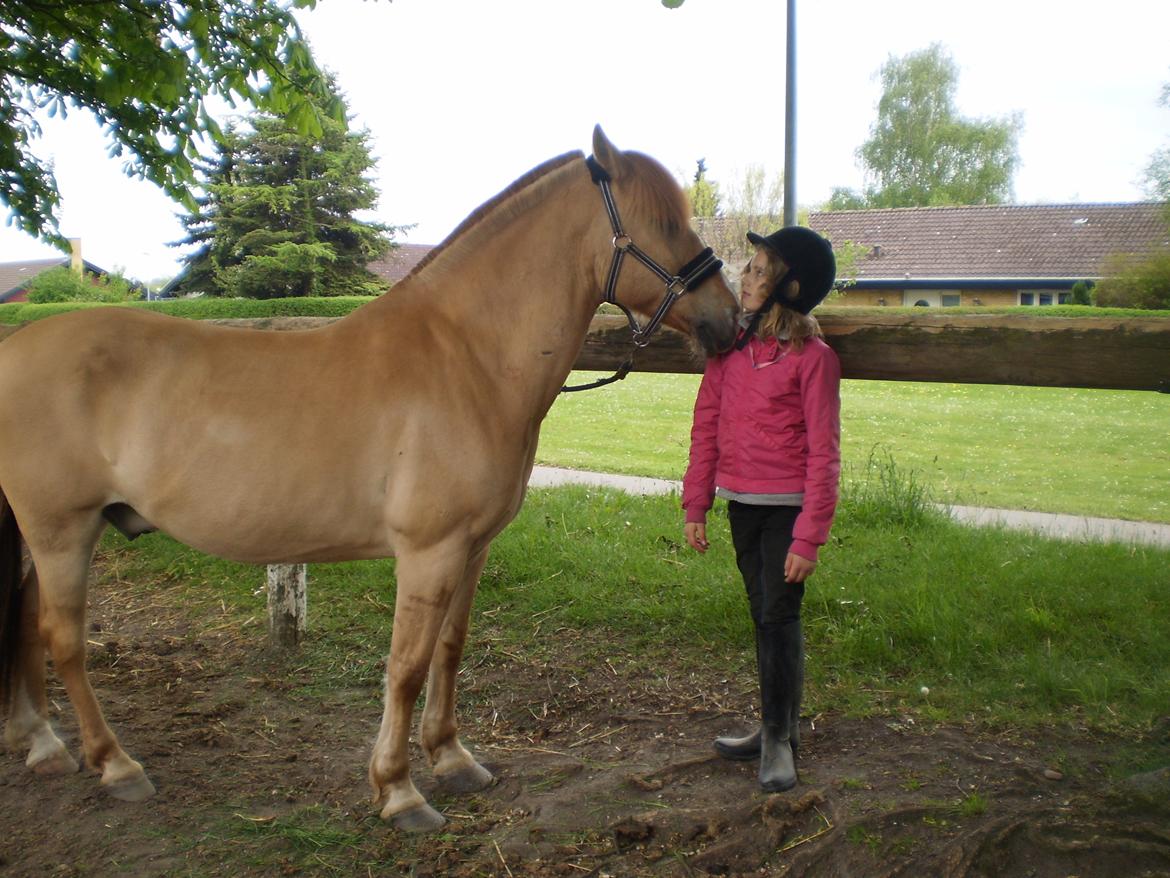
[172,78,397,298]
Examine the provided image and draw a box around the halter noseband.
[560,157,723,393]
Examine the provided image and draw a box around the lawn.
[96,477,1170,731]
[537,371,1170,523]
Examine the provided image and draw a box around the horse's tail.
[0,488,24,711]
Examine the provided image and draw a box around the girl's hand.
[685,522,709,554]
[784,552,816,583]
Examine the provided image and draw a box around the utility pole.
[783,0,797,226]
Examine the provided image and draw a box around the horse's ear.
[592,125,629,178]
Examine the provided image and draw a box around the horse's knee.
[39,623,85,670]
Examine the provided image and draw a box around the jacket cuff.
[684,507,708,524]
[789,539,819,562]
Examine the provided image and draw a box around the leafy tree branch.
[1,0,339,245]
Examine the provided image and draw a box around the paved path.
[529,466,1170,549]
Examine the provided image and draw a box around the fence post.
[267,564,307,648]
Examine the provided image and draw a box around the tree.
[823,187,868,212]
[1,1,338,246]
[685,159,722,218]
[853,43,1021,208]
[171,78,396,298]
[1143,75,1170,208]
[1069,280,1093,306]
[1094,73,1170,310]
[1093,251,1170,310]
[25,266,137,303]
[700,165,784,265]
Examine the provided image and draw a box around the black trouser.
[728,501,805,627]
[727,501,805,743]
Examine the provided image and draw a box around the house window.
[909,291,945,307]
[941,294,961,307]
[1058,292,1070,304]
[1019,291,1055,306]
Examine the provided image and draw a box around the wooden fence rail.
[575,312,1170,392]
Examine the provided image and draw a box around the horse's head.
[589,126,739,357]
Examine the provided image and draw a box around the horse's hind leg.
[420,546,493,794]
[3,567,79,775]
[25,523,155,801]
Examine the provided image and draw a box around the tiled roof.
[807,202,1170,281]
[367,243,434,285]
[0,257,69,300]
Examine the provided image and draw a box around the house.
[808,202,1170,307]
[697,203,1169,307]
[366,243,434,286]
[0,239,124,303]
[159,242,435,297]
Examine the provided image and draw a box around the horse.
[0,126,739,832]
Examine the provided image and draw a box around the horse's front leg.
[26,529,155,801]
[369,540,468,832]
[420,546,493,794]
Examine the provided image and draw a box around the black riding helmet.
[746,226,837,316]
[735,226,837,350]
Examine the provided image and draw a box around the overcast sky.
[2,0,1168,282]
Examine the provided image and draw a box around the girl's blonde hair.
[743,246,822,349]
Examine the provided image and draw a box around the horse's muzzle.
[694,311,739,357]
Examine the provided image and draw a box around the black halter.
[561,157,723,393]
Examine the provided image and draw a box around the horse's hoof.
[29,748,79,776]
[437,762,494,795]
[103,773,157,802]
[388,802,447,833]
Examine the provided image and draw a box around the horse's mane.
[622,151,691,236]
[403,150,585,283]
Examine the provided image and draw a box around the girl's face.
[740,249,785,312]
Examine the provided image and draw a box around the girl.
[682,226,840,793]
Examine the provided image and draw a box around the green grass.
[99,459,1170,732]
[538,371,1170,523]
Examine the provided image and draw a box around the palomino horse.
[0,127,738,831]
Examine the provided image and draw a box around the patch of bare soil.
[2,576,1169,878]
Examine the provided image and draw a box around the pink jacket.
[682,334,841,561]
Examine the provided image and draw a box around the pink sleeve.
[681,357,725,523]
[789,344,841,561]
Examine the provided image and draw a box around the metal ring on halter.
[613,234,632,251]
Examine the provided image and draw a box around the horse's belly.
[139,480,397,565]
[165,515,396,566]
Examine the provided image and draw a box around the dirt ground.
[2,573,1169,877]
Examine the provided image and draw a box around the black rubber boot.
[759,723,797,792]
[714,629,762,761]
[757,620,801,792]
[714,726,761,761]
[790,625,804,762]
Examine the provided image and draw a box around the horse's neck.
[368,168,602,416]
